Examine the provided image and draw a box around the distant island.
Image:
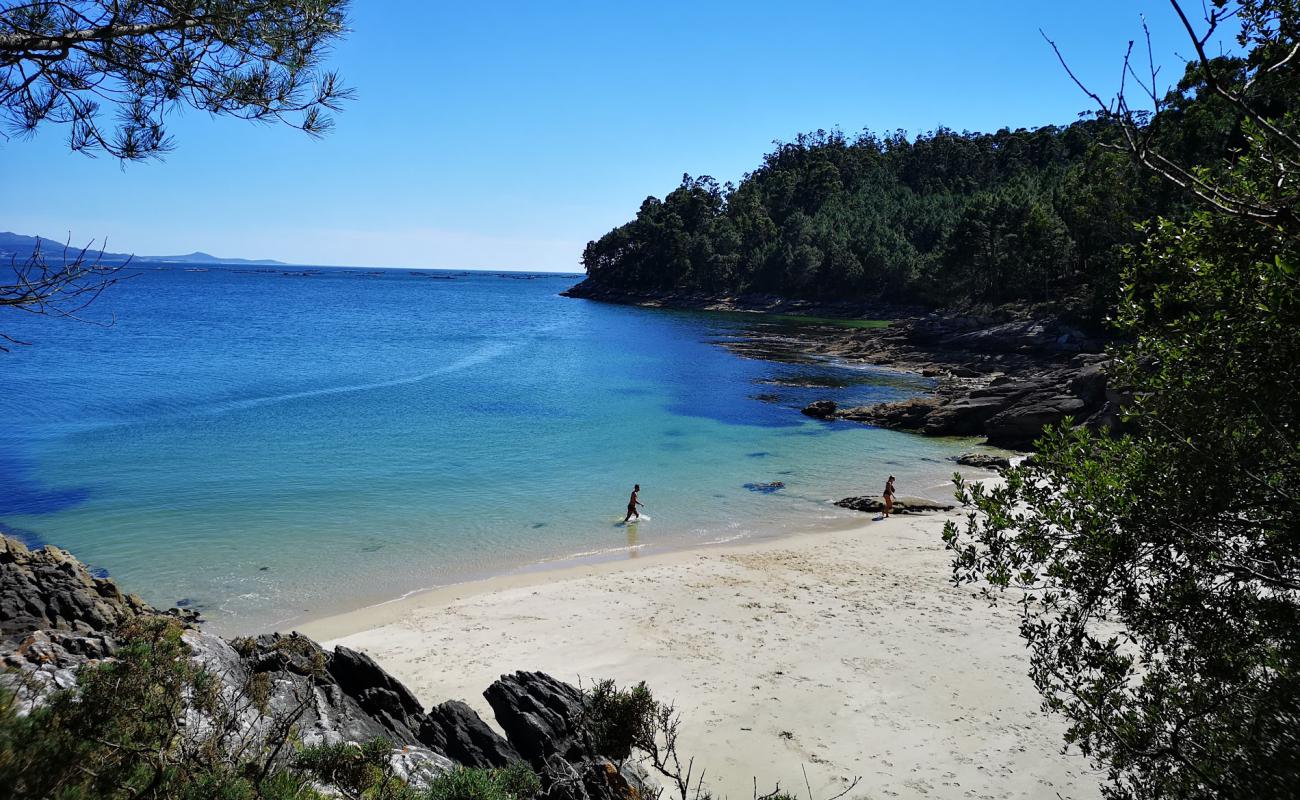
[0,231,289,266]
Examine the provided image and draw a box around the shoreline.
[262,471,976,639]
[304,501,1101,800]
[564,281,1118,450]
[296,507,893,642]
[559,281,923,319]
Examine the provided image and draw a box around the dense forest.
[579,57,1279,322]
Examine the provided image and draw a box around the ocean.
[1,265,977,634]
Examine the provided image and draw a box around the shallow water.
[1,266,974,634]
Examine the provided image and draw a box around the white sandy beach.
[302,506,1101,800]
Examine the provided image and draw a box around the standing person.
[623,484,644,523]
[882,475,896,518]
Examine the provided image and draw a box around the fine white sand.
[301,507,1101,800]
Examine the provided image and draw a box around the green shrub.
[294,739,412,799]
[0,617,389,800]
[579,679,657,764]
[423,764,541,800]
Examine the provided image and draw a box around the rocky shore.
[0,535,644,799]
[563,281,1126,451]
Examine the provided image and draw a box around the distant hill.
[138,251,288,266]
[0,232,288,266]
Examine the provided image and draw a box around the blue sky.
[1,1,1235,271]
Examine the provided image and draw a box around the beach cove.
[303,503,1101,800]
[1,267,988,635]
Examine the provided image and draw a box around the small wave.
[209,340,516,415]
[536,543,649,563]
[701,532,750,545]
[64,340,519,434]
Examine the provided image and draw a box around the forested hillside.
[578,58,1269,322]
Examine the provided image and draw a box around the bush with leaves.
[578,679,658,766]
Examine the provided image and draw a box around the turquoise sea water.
[2,267,976,634]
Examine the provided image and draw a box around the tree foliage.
[0,0,353,351]
[944,2,1300,797]
[0,0,353,161]
[579,44,1298,325]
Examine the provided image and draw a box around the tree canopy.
[0,0,352,161]
[0,0,354,350]
[944,2,1300,796]
[579,45,1295,325]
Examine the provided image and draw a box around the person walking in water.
[623,484,644,523]
[882,475,896,518]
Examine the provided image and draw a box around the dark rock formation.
[835,495,956,515]
[838,396,939,428]
[0,534,449,772]
[836,358,1115,450]
[330,644,427,741]
[0,537,184,702]
[983,393,1087,448]
[801,399,837,419]
[955,452,1013,471]
[485,670,587,766]
[1,536,155,639]
[198,631,435,750]
[420,700,522,768]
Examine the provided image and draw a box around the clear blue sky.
[0,1,1235,271]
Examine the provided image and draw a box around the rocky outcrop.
[1,536,196,703]
[825,355,1119,450]
[954,452,1013,471]
[0,533,645,800]
[421,700,522,768]
[564,285,1126,451]
[835,495,956,515]
[480,673,648,800]
[800,399,837,419]
[565,290,1124,451]
[486,670,588,766]
[330,644,427,741]
[1,536,156,639]
[219,631,434,748]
